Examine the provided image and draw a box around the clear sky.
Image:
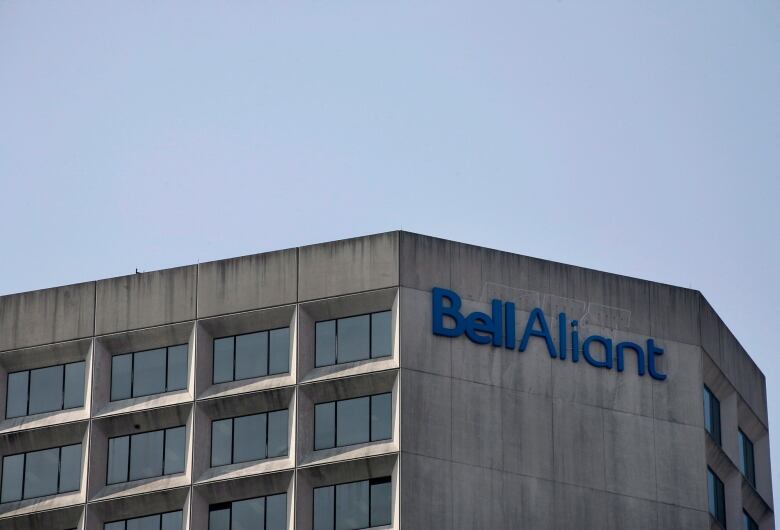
[1,0,779,512]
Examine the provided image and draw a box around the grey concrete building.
[0,231,772,529]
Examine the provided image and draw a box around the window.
[743,511,758,530]
[707,467,726,527]
[104,510,183,530]
[111,345,188,401]
[315,311,392,367]
[739,430,756,487]
[213,328,290,384]
[107,426,185,484]
[208,493,287,530]
[0,443,82,502]
[211,409,289,467]
[6,361,86,418]
[704,385,722,445]
[313,478,391,530]
[314,393,391,451]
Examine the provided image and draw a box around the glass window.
[108,427,184,484]
[107,436,130,484]
[105,511,183,530]
[6,361,86,419]
[315,311,392,367]
[233,414,266,463]
[315,321,337,367]
[315,401,336,450]
[707,467,726,527]
[235,331,268,380]
[743,511,758,530]
[59,443,83,493]
[210,410,288,468]
[315,393,392,451]
[269,328,290,375]
[64,361,86,409]
[267,410,289,458]
[0,443,82,502]
[704,386,722,446]
[337,397,370,447]
[110,345,188,402]
[166,345,188,392]
[313,478,391,530]
[739,430,756,487]
[0,453,23,502]
[208,494,286,530]
[213,327,290,384]
[6,371,29,419]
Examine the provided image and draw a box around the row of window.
[211,410,289,466]
[315,393,392,450]
[704,385,757,487]
[100,479,392,530]
[107,426,186,484]
[4,311,394,421]
[0,443,82,502]
[707,467,760,529]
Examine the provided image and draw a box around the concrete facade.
[0,231,772,529]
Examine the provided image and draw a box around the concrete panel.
[654,419,707,510]
[501,472,555,528]
[399,288,452,377]
[298,232,398,301]
[95,266,196,334]
[553,482,608,529]
[553,400,606,490]
[699,298,722,365]
[0,282,95,352]
[656,503,710,530]
[400,453,453,530]
[605,494,657,530]
[603,410,656,500]
[652,341,704,427]
[400,369,451,460]
[451,379,502,470]
[648,283,700,345]
[501,389,553,480]
[500,313,553,397]
[399,232,452,291]
[451,462,503,529]
[197,248,297,317]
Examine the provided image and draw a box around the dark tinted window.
[315,393,392,451]
[208,493,287,530]
[210,410,288,467]
[707,467,726,527]
[739,430,756,487]
[0,443,82,502]
[315,311,391,367]
[703,386,722,445]
[104,511,183,530]
[313,478,391,530]
[6,361,86,419]
[213,327,290,384]
[110,345,188,402]
[743,511,758,530]
[108,427,185,484]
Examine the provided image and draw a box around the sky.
[1,0,779,512]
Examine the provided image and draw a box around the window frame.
[106,425,186,485]
[110,344,188,402]
[743,510,758,530]
[312,477,392,530]
[707,466,726,528]
[104,509,183,530]
[5,360,86,419]
[704,385,722,446]
[209,408,289,468]
[212,326,290,384]
[738,429,756,488]
[208,492,287,530]
[314,311,392,368]
[314,393,392,451]
[0,442,82,503]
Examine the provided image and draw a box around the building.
[0,231,773,529]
